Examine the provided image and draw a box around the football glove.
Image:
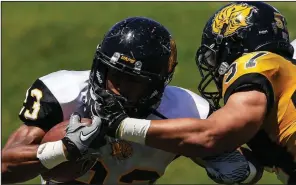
[62,113,104,161]
[88,88,128,138]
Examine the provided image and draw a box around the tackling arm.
[118,90,267,158]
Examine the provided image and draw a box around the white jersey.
[291,39,296,59]
[19,70,251,184]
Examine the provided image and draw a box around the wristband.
[37,140,68,169]
[117,118,151,145]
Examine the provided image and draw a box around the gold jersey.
[222,51,296,184]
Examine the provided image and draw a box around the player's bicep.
[208,91,267,147]
[225,90,267,128]
[19,79,63,130]
[224,73,275,115]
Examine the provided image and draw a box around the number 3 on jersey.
[19,88,43,120]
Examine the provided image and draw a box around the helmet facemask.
[196,36,246,110]
[196,44,223,111]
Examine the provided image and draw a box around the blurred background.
[2,2,296,184]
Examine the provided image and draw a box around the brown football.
[40,118,96,183]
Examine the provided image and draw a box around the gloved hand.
[62,113,104,161]
[89,89,128,138]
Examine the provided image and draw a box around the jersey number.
[75,159,160,184]
[225,63,237,83]
[20,88,43,120]
[225,52,268,83]
[245,52,268,68]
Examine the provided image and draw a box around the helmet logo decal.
[212,3,257,37]
[121,55,136,64]
[168,39,177,73]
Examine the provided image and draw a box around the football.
[40,118,97,183]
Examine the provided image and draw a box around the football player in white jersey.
[2,17,261,184]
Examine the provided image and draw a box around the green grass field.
[2,2,296,184]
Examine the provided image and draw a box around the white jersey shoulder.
[39,70,90,120]
[156,86,210,119]
[291,39,296,59]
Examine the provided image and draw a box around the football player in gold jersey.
[89,2,295,184]
[193,2,296,183]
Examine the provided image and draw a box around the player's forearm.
[117,117,227,157]
[2,144,47,183]
[146,118,216,157]
[117,117,244,158]
[2,124,73,183]
[146,118,235,157]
